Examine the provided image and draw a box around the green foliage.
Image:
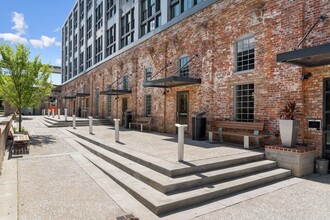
[279,101,303,120]
[0,43,53,131]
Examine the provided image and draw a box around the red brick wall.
[60,0,330,155]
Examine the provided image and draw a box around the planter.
[265,145,316,177]
[315,159,329,175]
[279,119,299,147]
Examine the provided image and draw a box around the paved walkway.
[0,116,330,220]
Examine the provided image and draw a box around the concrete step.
[76,138,278,193]
[68,129,265,177]
[67,137,291,216]
[43,117,112,127]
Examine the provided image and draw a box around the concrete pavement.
[0,116,330,220]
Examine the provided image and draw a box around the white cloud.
[30,35,61,49]
[11,12,28,36]
[55,42,61,47]
[0,33,28,44]
[55,59,61,65]
[53,27,60,33]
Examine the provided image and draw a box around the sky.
[0,0,76,85]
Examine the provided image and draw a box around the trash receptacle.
[124,111,132,129]
[192,112,207,141]
[316,159,329,175]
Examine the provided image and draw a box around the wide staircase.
[42,116,112,127]
[66,129,291,216]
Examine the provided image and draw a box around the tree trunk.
[18,108,22,132]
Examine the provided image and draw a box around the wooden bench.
[129,117,152,132]
[8,125,30,155]
[209,120,270,149]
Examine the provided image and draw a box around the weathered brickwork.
[60,0,330,156]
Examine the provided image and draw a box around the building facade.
[60,0,330,159]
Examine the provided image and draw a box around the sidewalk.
[0,116,330,220]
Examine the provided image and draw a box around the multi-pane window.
[74,8,78,29]
[86,45,92,68]
[106,24,116,57]
[123,75,129,90]
[65,25,68,42]
[79,52,84,73]
[95,2,103,31]
[73,58,78,76]
[79,0,84,21]
[106,0,116,20]
[235,84,254,122]
[179,56,189,77]
[120,8,135,48]
[86,16,92,40]
[145,67,152,81]
[69,16,73,36]
[170,0,204,19]
[79,26,84,46]
[65,46,68,61]
[69,62,72,79]
[74,34,78,53]
[87,0,92,12]
[236,35,255,72]
[69,40,72,57]
[95,36,103,64]
[145,95,152,116]
[141,0,161,36]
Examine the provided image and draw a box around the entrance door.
[323,79,330,169]
[177,91,189,133]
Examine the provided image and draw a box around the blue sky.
[0,0,76,85]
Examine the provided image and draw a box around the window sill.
[234,69,255,75]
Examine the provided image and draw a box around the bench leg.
[209,132,213,143]
[254,138,260,148]
[141,124,143,132]
[129,123,131,129]
[244,136,249,149]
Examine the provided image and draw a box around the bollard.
[42,109,45,115]
[52,109,55,118]
[175,124,188,162]
[48,109,50,117]
[64,108,68,121]
[89,116,93,134]
[72,115,76,129]
[58,109,61,119]
[114,119,120,142]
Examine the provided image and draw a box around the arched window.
[236,34,255,72]
[179,55,189,77]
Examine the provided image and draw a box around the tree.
[0,43,53,131]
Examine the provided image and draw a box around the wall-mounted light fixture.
[301,72,312,81]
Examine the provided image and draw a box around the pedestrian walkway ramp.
[66,130,291,216]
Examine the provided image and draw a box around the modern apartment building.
[60,0,330,161]
[61,0,209,83]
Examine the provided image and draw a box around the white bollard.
[114,119,120,142]
[175,124,188,162]
[89,116,93,134]
[48,109,50,117]
[42,109,45,115]
[72,115,76,129]
[64,109,68,121]
[52,109,54,118]
[58,109,61,119]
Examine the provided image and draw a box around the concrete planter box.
[265,145,316,177]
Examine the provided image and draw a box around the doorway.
[323,78,330,169]
[177,91,189,133]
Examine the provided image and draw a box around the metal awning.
[143,76,201,88]
[76,93,90,97]
[100,89,132,96]
[276,43,330,67]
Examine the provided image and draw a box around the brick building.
[60,0,330,159]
